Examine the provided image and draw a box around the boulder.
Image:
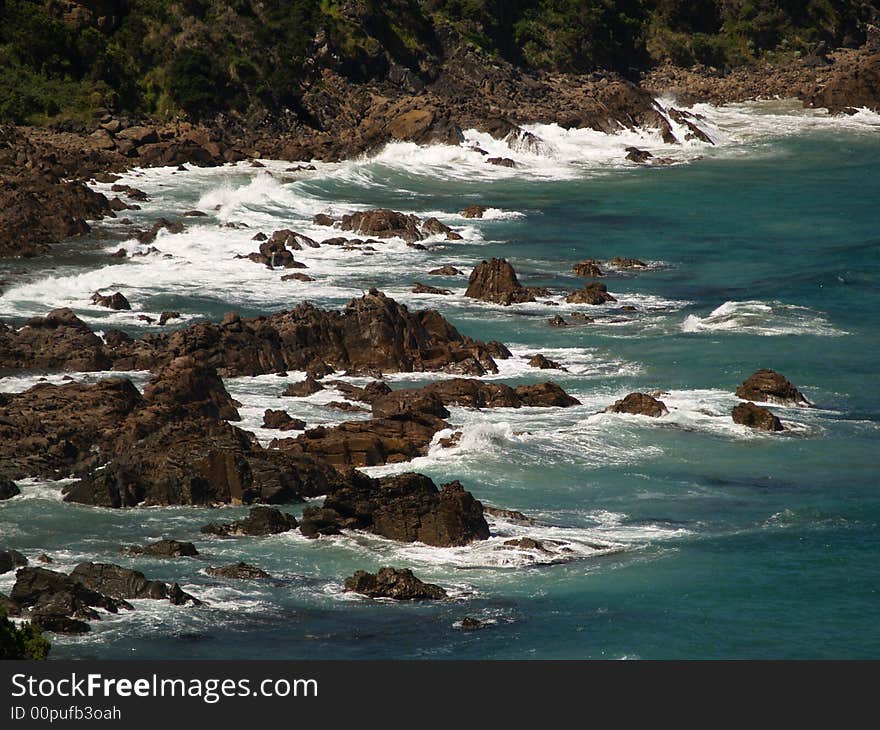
[205,563,271,580]
[572,259,604,277]
[732,402,784,432]
[515,382,580,407]
[339,209,423,243]
[201,506,299,537]
[262,410,306,431]
[314,473,490,547]
[0,478,20,501]
[605,392,668,417]
[625,147,653,163]
[91,291,131,310]
[461,204,487,218]
[10,567,130,620]
[486,157,516,167]
[565,281,616,304]
[465,258,536,305]
[734,369,811,407]
[159,311,180,326]
[527,354,562,370]
[428,265,463,276]
[0,549,28,575]
[344,567,447,600]
[482,505,535,525]
[70,563,168,600]
[412,282,452,295]
[283,377,324,397]
[125,540,199,558]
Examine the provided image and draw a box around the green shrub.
[0,606,50,661]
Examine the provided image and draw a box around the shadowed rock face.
[732,402,784,431]
[735,369,811,407]
[344,567,447,600]
[10,566,132,622]
[301,472,489,547]
[0,478,20,501]
[605,392,669,417]
[205,563,271,580]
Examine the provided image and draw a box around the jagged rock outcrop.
[301,472,489,547]
[735,369,811,407]
[10,567,131,623]
[0,550,28,575]
[732,402,785,431]
[572,259,604,277]
[605,392,669,417]
[344,567,447,600]
[465,258,548,305]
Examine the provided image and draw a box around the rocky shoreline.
[0,29,872,647]
[2,30,877,263]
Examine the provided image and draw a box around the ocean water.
[1,100,879,659]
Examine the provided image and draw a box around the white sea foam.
[682,300,846,336]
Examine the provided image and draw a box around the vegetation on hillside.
[0,0,877,123]
[0,605,50,660]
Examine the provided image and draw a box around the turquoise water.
[1,103,878,658]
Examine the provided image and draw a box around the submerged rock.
[428,264,463,276]
[735,369,811,407]
[344,567,447,600]
[205,563,272,580]
[609,257,648,269]
[527,354,562,370]
[412,282,452,295]
[605,392,669,417]
[461,204,487,218]
[572,259,604,277]
[732,402,784,431]
[125,540,199,558]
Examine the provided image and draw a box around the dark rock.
[313,213,336,227]
[281,272,313,282]
[605,392,668,417]
[503,537,551,552]
[32,615,91,634]
[320,473,490,547]
[486,157,516,167]
[609,257,648,269]
[125,540,199,558]
[457,617,488,630]
[0,549,28,575]
[625,147,653,163]
[91,291,131,310]
[344,567,447,600]
[0,478,20,500]
[735,369,811,407]
[548,315,568,327]
[572,259,604,277]
[11,567,130,619]
[205,563,271,580]
[183,210,207,217]
[137,218,184,244]
[326,400,368,412]
[201,506,299,537]
[527,354,562,370]
[515,382,580,407]
[71,562,170,600]
[565,281,616,304]
[482,505,535,525]
[412,282,452,295]
[465,258,536,305]
[461,204,487,218]
[339,209,423,243]
[283,376,324,397]
[732,402,784,431]
[262,409,306,431]
[428,265,463,276]
[159,311,180,326]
